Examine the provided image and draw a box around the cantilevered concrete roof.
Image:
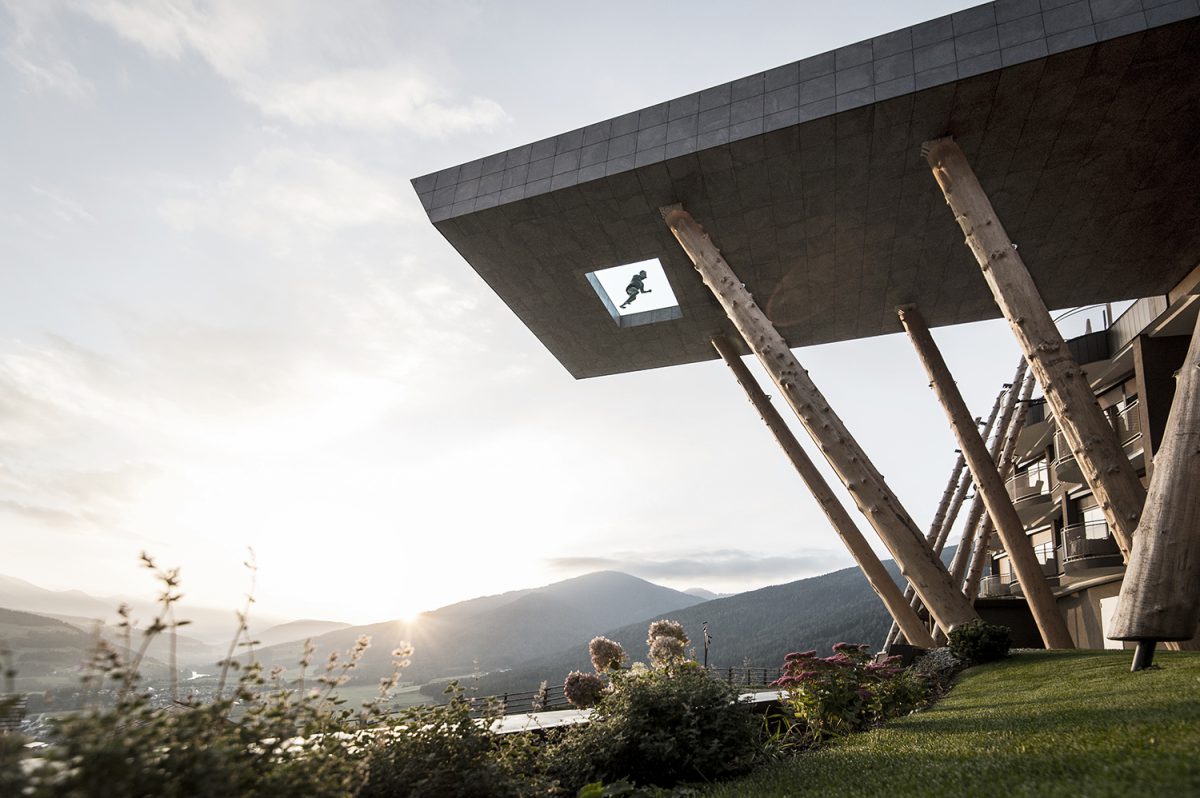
[414,1,1200,378]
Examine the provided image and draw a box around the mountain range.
[463,560,904,698]
[253,571,706,684]
[1,557,939,698]
[0,573,289,643]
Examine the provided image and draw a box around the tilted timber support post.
[663,204,980,635]
[950,360,1026,587]
[898,305,1073,649]
[923,137,1145,558]
[1110,311,1200,669]
[964,370,1037,599]
[884,449,967,648]
[711,334,936,649]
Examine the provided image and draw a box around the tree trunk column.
[885,449,967,648]
[965,370,1035,597]
[898,306,1074,649]
[663,205,980,635]
[950,361,1026,585]
[711,335,936,649]
[923,137,1145,558]
[1110,311,1200,657]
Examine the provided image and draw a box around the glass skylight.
[585,258,682,328]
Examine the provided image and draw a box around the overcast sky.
[2,0,1071,626]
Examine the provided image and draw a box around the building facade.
[984,278,1199,648]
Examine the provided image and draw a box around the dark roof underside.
[416,4,1200,378]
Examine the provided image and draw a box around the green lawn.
[706,650,1200,798]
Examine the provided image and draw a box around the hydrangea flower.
[649,635,686,668]
[646,619,688,647]
[589,636,626,673]
[563,670,605,708]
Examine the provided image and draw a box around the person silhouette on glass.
[619,270,652,309]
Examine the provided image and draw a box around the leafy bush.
[547,663,759,793]
[17,641,397,797]
[771,643,929,745]
[948,620,1012,665]
[3,554,545,798]
[360,685,547,798]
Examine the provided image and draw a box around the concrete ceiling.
[415,2,1200,379]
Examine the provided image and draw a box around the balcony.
[1053,427,1083,484]
[1051,401,1143,484]
[978,574,1011,598]
[1111,402,1142,447]
[1063,521,1124,576]
[1006,558,1060,598]
[1005,467,1055,525]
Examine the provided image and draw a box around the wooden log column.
[965,371,1037,598]
[923,138,1145,557]
[1110,311,1200,667]
[885,450,967,647]
[663,205,980,635]
[898,305,1073,648]
[711,334,936,649]
[949,362,1026,586]
[888,396,1000,648]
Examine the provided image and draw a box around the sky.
[2,0,1097,626]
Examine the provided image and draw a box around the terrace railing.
[1064,521,1122,563]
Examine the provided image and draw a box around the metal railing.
[468,665,786,717]
[1052,427,1075,469]
[1064,521,1121,562]
[978,574,1011,598]
[1111,402,1142,445]
[1052,401,1142,472]
[1006,468,1050,502]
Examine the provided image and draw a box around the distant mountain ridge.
[255,571,705,683]
[467,553,954,698]
[0,572,288,643]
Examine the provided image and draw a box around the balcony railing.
[1052,401,1142,483]
[1064,521,1121,562]
[978,574,1011,598]
[1006,469,1050,503]
[1110,401,1142,445]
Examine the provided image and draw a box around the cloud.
[160,147,415,253]
[254,68,508,135]
[76,0,507,135]
[546,548,851,585]
[31,185,97,224]
[1,0,93,98]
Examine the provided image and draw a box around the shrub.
[5,553,567,798]
[771,643,929,745]
[18,640,396,797]
[361,684,548,798]
[547,663,759,793]
[948,620,1012,665]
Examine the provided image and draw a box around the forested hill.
[467,552,952,698]
[256,570,704,683]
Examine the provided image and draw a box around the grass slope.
[707,651,1200,797]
